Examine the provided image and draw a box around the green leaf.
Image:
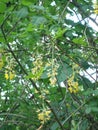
[79,60,90,69]
[16,7,29,18]
[65,19,75,26]
[83,89,98,96]
[0,34,5,43]
[57,63,72,83]
[85,106,98,114]
[55,28,66,39]
[22,0,34,6]
[26,23,33,32]
[79,76,94,89]
[0,0,9,2]
[73,36,87,46]
[0,2,6,13]
[91,107,98,112]
[32,16,47,26]
[64,29,74,39]
[0,15,4,25]
[79,119,88,130]
[41,66,52,79]
[51,122,59,130]
[32,5,45,11]
[41,70,48,79]
[85,107,91,114]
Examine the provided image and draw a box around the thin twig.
[58,1,71,23]
[62,101,86,125]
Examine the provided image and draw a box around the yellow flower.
[68,87,73,93]
[68,76,79,93]
[5,71,15,80]
[94,10,98,14]
[52,70,58,76]
[9,72,15,80]
[73,89,77,93]
[32,57,44,81]
[68,75,74,82]
[49,77,57,85]
[38,113,45,121]
[73,82,78,89]
[5,73,9,80]
[38,110,51,124]
[45,110,51,116]
[46,59,59,86]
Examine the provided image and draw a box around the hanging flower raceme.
[4,56,16,80]
[47,59,59,86]
[67,75,79,93]
[5,70,15,80]
[32,56,44,81]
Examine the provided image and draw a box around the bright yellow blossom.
[49,77,57,85]
[32,57,43,81]
[5,73,9,80]
[68,87,73,93]
[38,110,51,124]
[68,75,79,93]
[9,72,15,80]
[5,71,15,80]
[46,59,59,86]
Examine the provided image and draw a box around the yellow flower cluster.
[4,55,16,80]
[47,59,59,86]
[32,57,43,81]
[5,71,15,80]
[93,1,98,14]
[67,75,79,93]
[32,57,59,85]
[49,76,57,86]
[38,109,51,124]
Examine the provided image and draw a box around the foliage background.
[0,0,98,130]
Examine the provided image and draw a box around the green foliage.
[16,7,29,19]
[0,0,98,130]
[57,62,72,83]
[0,2,6,13]
[32,16,47,26]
